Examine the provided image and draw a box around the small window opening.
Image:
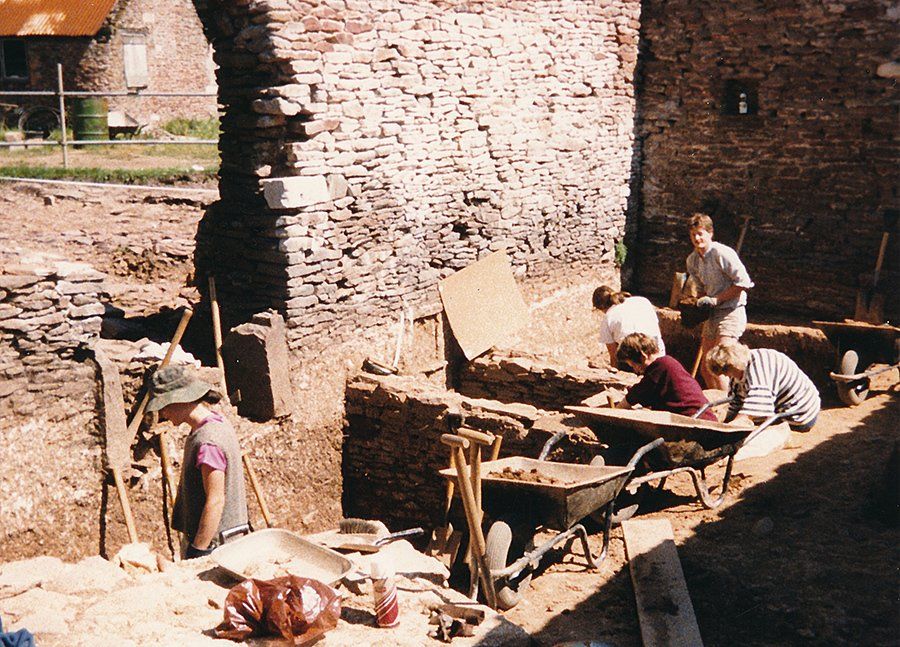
[122,33,149,89]
[723,79,758,116]
[1,40,28,80]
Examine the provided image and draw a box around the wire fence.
[0,64,217,168]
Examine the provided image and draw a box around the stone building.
[0,0,217,125]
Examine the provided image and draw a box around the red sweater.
[625,355,717,421]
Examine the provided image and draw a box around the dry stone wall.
[194,0,641,349]
[0,251,106,418]
[633,0,899,318]
[0,250,107,559]
[343,373,601,532]
[458,351,639,410]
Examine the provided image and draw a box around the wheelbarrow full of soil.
[439,442,654,610]
[565,404,794,512]
[812,319,899,406]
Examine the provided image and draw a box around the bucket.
[71,97,108,145]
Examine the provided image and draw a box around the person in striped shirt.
[705,343,820,431]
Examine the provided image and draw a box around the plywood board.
[438,250,529,360]
[622,518,703,647]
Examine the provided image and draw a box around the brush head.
[339,518,389,536]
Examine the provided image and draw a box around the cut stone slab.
[735,421,791,461]
[222,310,294,420]
[622,518,703,647]
[262,175,330,209]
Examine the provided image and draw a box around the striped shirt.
[728,349,820,429]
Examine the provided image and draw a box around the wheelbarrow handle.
[627,438,665,468]
[692,395,735,419]
[538,430,568,461]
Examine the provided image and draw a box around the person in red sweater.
[615,333,718,421]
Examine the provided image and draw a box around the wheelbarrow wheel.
[837,350,868,406]
[485,520,532,611]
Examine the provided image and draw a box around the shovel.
[333,527,425,553]
[855,209,898,325]
[94,348,139,546]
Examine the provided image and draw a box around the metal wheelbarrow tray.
[450,457,632,531]
[439,456,636,610]
[565,405,782,510]
[212,528,353,585]
[812,319,900,406]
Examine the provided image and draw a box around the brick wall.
[193,0,642,349]
[633,0,899,318]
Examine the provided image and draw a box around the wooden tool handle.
[440,434,470,449]
[458,428,494,446]
[872,231,890,287]
[488,435,503,462]
[160,307,194,368]
[208,277,228,396]
[243,453,274,528]
[112,467,139,544]
[127,307,194,434]
[158,429,177,510]
[451,446,497,609]
[735,215,752,254]
[690,346,704,378]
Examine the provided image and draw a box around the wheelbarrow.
[565,404,795,513]
[439,435,657,610]
[812,319,900,406]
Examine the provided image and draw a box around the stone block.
[222,310,294,420]
[262,176,331,209]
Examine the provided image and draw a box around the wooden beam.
[622,519,703,647]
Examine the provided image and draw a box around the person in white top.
[593,285,666,369]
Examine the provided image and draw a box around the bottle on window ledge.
[738,92,749,115]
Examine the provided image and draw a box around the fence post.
[56,63,68,169]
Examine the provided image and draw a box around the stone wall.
[343,373,601,532]
[0,251,108,559]
[457,351,639,411]
[633,0,899,318]
[194,0,641,349]
[7,0,216,123]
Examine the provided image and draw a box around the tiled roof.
[0,0,118,37]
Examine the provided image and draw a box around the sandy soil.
[1,179,897,645]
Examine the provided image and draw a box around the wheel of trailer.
[18,106,60,139]
[484,520,533,611]
[836,350,869,406]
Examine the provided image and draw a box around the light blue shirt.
[686,241,753,310]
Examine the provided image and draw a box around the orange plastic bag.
[216,575,341,645]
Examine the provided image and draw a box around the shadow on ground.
[524,393,899,646]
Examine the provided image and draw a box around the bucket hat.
[146,365,217,413]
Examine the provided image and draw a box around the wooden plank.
[622,518,703,647]
[438,250,529,360]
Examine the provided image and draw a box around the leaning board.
[622,518,703,647]
[438,250,529,360]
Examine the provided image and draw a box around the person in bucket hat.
[147,365,249,559]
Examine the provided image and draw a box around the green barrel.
[71,97,108,143]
